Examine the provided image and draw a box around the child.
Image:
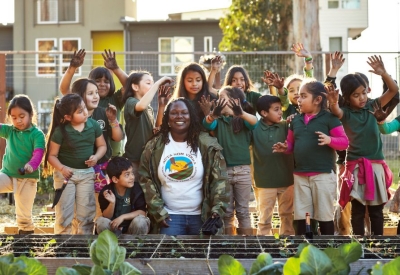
[202,86,258,235]
[123,71,173,181]
[273,80,349,235]
[60,49,128,156]
[70,78,124,219]
[326,55,399,236]
[172,62,217,121]
[0,95,45,234]
[96,156,149,235]
[252,95,295,235]
[44,93,107,234]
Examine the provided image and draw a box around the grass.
[385,158,400,190]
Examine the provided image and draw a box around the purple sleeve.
[27,148,45,171]
[328,125,349,151]
[286,129,294,153]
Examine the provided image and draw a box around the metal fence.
[1,50,400,185]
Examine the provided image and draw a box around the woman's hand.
[367,55,386,76]
[102,49,119,70]
[70,49,86,68]
[272,141,288,153]
[315,131,331,146]
[160,216,171,228]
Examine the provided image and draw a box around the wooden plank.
[4,227,54,234]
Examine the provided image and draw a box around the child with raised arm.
[326,55,398,236]
[96,156,150,235]
[44,94,107,234]
[252,95,295,235]
[273,80,348,235]
[202,86,258,235]
[60,49,128,156]
[0,95,45,234]
[123,72,173,180]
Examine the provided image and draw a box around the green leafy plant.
[55,230,142,275]
[0,254,47,275]
[368,257,400,274]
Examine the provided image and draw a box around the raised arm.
[291,43,313,74]
[106,104,124,141]
[229,98,257,126]
[135,76,173,112]
[102,49,129,90]
[155,85,172,128]
[324,85,344,119]
[325,51,345,88]
[368,55,399,107]
[59,49,86,95]
[207,56,223,96]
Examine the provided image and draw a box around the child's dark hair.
[152,97,201,153]
[106,156,133,181]
[223,65,254,93]
[43,94,83,177]
[256,95,281,116]
[122,71,151,104]
[340,73,367,106]
[71,78,98,106]
[301,79,328,110]
[7,94,37,124]
[88,67,115,96]
[221,85,254,133]
[355,72,369,86]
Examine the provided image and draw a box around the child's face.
[10,107,32,131]
[95,76,111,98]
[297,86,320,114]
[114,167,135,188]
[349,85,368,110]
[183,70,203,100]
[218,89,233,115]
[68,101,88,125]
[230,72,246,92]
[287,79,301,105]
[84,83,100,111]
[133,74,154,97]
[261,102,282,125]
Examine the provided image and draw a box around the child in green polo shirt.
[0,95,45,234]
[96,157,149,235]
[326,55,399,236]
[202,86,258,236]
[252,95,295,236]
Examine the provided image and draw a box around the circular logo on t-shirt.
[97,119,106,130]
[163,155,194,181]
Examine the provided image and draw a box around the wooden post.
[0,54,6,169]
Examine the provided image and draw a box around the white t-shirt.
[158,133,204,215]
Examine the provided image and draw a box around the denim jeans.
[160,214,203,235]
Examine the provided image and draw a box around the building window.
[329,37,342,52]
[36,38,81,77]
[328,0,360,9]
[158,37,194,75]
[204,36,213,52]
[328,0,339,8]
[37,0,80,24]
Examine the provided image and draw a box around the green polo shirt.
[252,120,294,188]
[341,99,383,161]
[245,91,262,115]
[51,118,103,169]
[203,116,255,167]
[123,97,154,162]
[290,110,341,173]
[0,124,45,179]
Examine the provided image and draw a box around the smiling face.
[287,79,301,105]
[10,107,32,131]
[183,70,203,100]
[349,85,368,110]
[133,74,154,97]
[84,83,100,110]
[95,76,111,98]
[230,72,246,92]
[113,167,135,188]
[168,101,191,140]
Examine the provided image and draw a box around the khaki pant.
[53,169,96,234]
[0,173,37,231]
[257,185,295,235]
[96,215,150,235]
[224,165,252,229]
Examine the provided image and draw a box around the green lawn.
[385,158,400,190]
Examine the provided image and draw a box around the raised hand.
[291,43,311,58]
[369,100,389,122]
[315,131,331,146]
[158,85,171,107]
[331,51,345,70]
[261,70,274,85]
[103,189,116,204]
[272,141,288,153]
[70,49,85,68]
[211,98,227,118]
[198,95,214,117]
[106,104,117,122]
[102,49,119,70]
[229,98,243,116]
[158,76,174,87]
[262,70,284,89]
[367,55,386,76]
[211,55,223,72]
[324,84,340,105]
